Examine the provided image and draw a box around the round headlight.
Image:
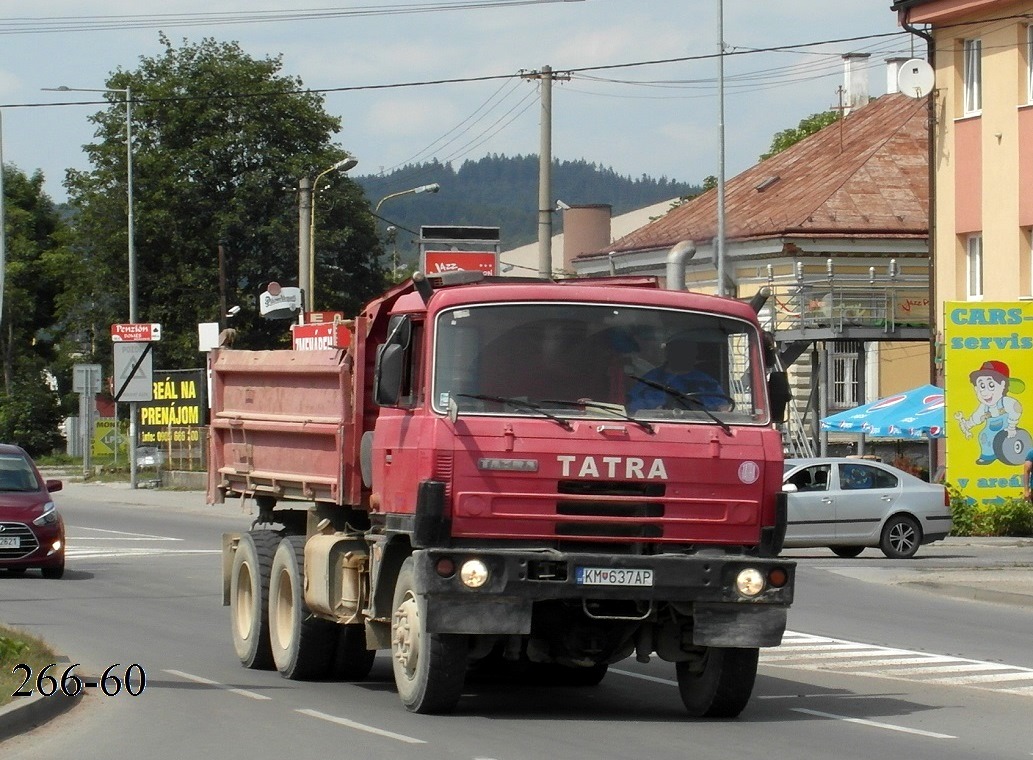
[735,568,765,598]
[459,559,489,588]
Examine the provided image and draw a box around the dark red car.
[0,444,65,578]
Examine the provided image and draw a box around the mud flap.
[692,604,787,647]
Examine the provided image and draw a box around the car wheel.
[829,546,865,558]
[880,514,921,559]
[41,561,65,579]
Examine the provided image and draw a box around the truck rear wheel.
[391,557,467,713]
[333,624,376,681]
[269,535,337,680]
[230,530,280,669]
[676,646,758,718]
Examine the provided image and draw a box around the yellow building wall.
[932,8,1033,309]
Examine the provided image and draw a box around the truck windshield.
[432,302,767,425]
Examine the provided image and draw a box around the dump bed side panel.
[207,348,359,507]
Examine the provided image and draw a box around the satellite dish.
[897,59,934,98]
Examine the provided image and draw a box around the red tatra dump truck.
[210,271,795,717]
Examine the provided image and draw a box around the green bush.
[948,486,1033,537]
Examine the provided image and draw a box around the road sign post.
[112,323,160,490]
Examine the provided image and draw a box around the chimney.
[561,204,611,270]
[885,56,910,95]
[842,52,871,115]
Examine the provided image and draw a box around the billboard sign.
[424,250,497,276]
[943,301,1033,505]
[291,321,351,350]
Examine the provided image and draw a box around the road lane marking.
[163,669,271,700]
[70,527,178,539]
[296,709,426,744]
[763,632,1033,698]
[68,548,219,559]
[609,669,675,686]
[791,708,956,739]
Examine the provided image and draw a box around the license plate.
[0,536,20,549]
[576,567,654,587]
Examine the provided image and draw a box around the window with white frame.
[967,234,983,298]
[1028,26,1033,104]
[830,341,863,409]
[964,38,982,114]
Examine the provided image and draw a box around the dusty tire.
[269,535,337,680]
[333,624,376,681]
[230,530,280,669]
[830,545,865,558]
[391,557,467,713]
[880,514,921,559]
[676,646,758,718]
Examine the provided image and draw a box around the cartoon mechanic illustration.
[954,360,1027,465]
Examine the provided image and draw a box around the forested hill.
[355,155,700,250]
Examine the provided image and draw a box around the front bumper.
[410,548,794,646]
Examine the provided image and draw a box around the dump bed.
[207,348,361,507]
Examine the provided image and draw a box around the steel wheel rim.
[273,566,295,650]
[234,562,254,641]
[393,591,420,678]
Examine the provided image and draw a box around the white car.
[782,457,952,559]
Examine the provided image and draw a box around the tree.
[0,164,70,454]
[64,35,386,368]
[760,110,841,161]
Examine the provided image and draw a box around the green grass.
[0,624,59,707]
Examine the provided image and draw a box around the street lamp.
[44,84,137,487]
[308,156,358,310]
[43,85,135,321]
[374,183,440,214]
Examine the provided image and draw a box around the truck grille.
[0,522,39,560]
[555,480,665,539]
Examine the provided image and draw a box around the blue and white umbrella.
[820,384,945,439]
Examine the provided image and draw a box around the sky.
[0,1,919,206]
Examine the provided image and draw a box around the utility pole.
[716,0,726,297]
[298,176,312,314]
[523,66,569,279]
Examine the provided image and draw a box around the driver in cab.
[626,335,728,413]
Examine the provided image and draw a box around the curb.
[901,580,1033,608]
[0,690,82,744]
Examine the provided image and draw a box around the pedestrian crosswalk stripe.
[764,631,1033,698]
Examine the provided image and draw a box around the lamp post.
[45,84,137,485]
[374,183,440,214]
[307,156,358,311]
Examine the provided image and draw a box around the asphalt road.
[2,481,1032,759]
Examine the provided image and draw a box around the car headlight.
[735,568,766,598]
[459,559,489,588]
[33,501,58,527]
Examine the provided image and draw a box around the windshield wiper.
[627,375,732,435]
[454,393,574,431]
[540,399,654,434]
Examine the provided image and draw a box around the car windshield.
[432,301,767,425]
[0,454,40,492]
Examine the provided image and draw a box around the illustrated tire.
[269,535,337,680]
[993,429,1033,466]
[391,557,467,714]
[333,624,376,681]
[676,646,758,718]
[829,545,865,558]
[880,514,921,559]
[229,529,280,669]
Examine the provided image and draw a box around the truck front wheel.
[390,557,467,713]
[676,646,758,718]
[230,530,280,669]
[268,535,337,679]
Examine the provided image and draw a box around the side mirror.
[782,483,798,493]
[768,370,791,424]
[374,343,405,406]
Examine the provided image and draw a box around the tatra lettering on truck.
[557,454,668,480]
[209,270,795,719]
